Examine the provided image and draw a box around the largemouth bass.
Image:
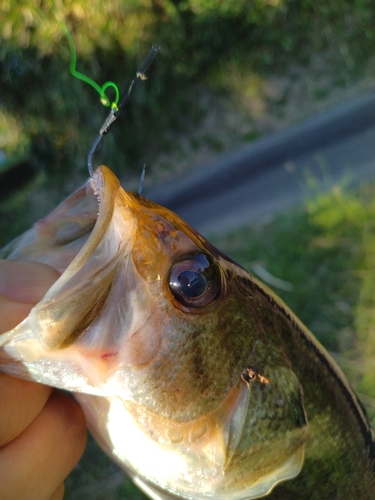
[0,166,374,499]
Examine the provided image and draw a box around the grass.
[1,0,375,185]
[61,178,375,498]
[1,1,374,254]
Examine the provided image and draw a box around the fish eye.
[169,253,221,308]
[173,269,208,298]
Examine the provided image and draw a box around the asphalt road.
[145,91,375,236]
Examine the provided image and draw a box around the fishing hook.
[87,45,159,178]
[138,163,146,195]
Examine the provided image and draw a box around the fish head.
[0,166,309,499]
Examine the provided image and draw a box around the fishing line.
[138,164,146,195]
[87,45,159,177]
[53,6,120,109]
[53,7,159,177]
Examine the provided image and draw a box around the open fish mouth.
[0,166,310,499]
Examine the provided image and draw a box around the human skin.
[0,260,87,500]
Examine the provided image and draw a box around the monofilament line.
[87,45,159,178]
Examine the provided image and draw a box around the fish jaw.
[0,166,164,395]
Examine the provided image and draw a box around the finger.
[0,260,60,304]
[0,294,33,333]
[49,483,65,500]
[0,373,52,446]
[0,390,87,500]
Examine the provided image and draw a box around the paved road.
[145,91,375,236]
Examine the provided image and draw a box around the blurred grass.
[1,0,375,180]
[1,0,375,246]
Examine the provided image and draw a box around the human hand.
[0,260,87,500]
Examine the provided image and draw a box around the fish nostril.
[155,221,166,234]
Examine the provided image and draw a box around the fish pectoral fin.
[227,445,306,500]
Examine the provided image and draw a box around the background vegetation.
[1,0,374,177]
[1,1,375,498]
[1,1,375,239]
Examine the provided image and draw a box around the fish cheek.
[121,309,163,367]
[139,295,253,420]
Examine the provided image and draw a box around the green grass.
[1,0,375,185]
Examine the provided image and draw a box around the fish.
[0,165,374,499]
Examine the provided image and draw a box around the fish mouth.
[99,379,309,499]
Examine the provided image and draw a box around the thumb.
[0,260,60,304]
